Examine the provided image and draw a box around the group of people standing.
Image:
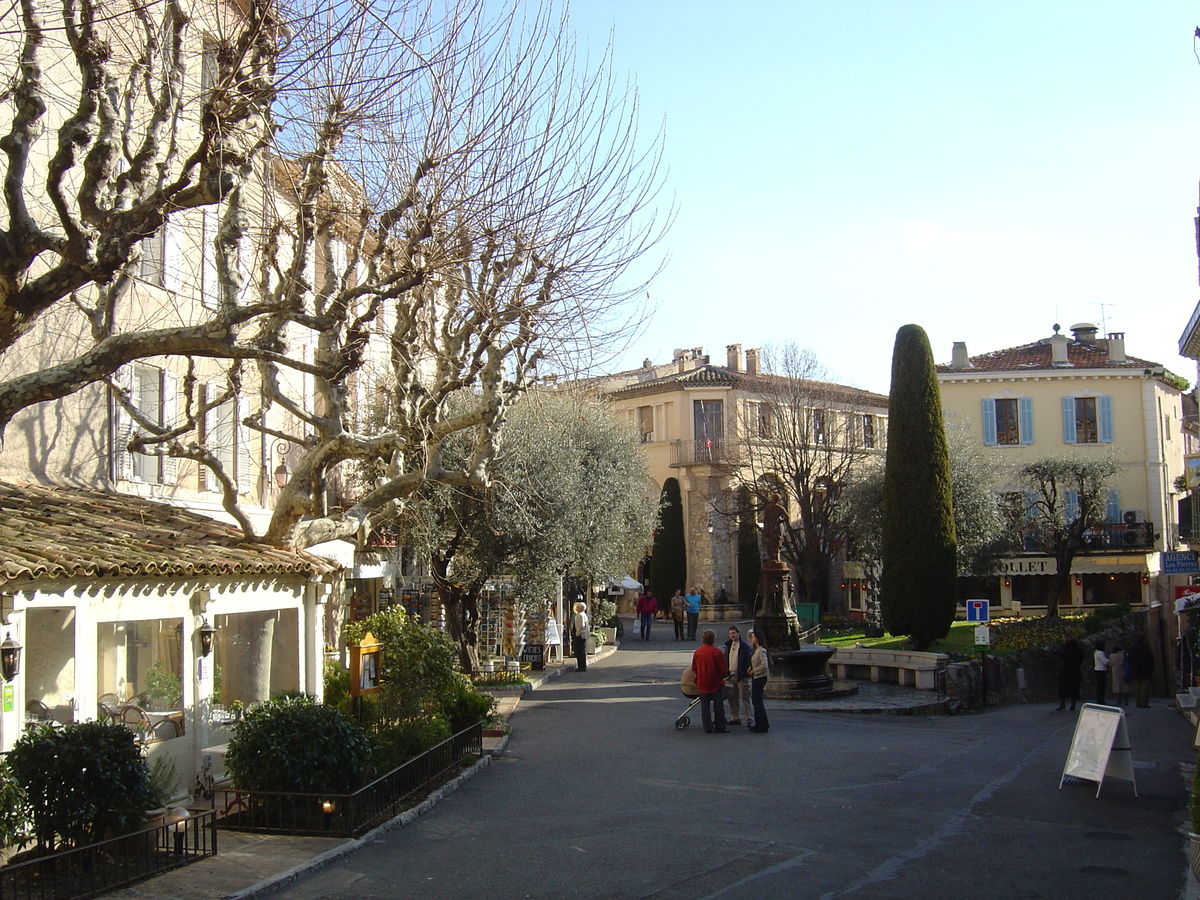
[636,588,701,641]
[1057,633,1154,711]
[690,625,770,734]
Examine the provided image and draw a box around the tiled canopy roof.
[937,339,1156,373]
[0,482,338,587]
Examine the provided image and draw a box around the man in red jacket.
[691,630,729,733]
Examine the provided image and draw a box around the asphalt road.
[266,630,1194,900]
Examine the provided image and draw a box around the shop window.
[208,609,300,725]
[96,618,184,741]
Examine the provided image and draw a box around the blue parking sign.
[966,599,990,622]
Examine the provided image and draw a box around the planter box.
[586,635,598,654]
[597,627,617,645]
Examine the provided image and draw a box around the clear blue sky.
[565,1,1200,394]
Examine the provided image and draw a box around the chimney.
[674,348,687,373]
[1050,331,1070,366]
[1106,332,1126,363]
[745,348,760,376]
[642,358,653,369]
[1070,322,1099,344]
[951,342,970,369]
[726,343,743,372]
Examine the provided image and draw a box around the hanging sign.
[1059,703,1137,798]
[350,632,383,697]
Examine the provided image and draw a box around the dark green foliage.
[225,695,372,793]
[443,674,498,733]
[881,325,957,650]
[7,720,150,849]
[344,606,461,714]
[737,492,762,609]
[367,712,452,769]
[0,760,27,848]
[649,478,687,608]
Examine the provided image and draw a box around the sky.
[562,1,1200,395]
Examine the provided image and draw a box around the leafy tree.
[649,478,687,608]
[7,721,149,850]
[1020,455,1120,617]
[395,392,654,669]
[225,695,372,793]
[343,606,461,714]
[880,325,957,650]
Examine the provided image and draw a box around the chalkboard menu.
[520,642,545,670]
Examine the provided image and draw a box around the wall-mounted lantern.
[198,619,215,657]
[1,632,21,682]
[274,441,291,488]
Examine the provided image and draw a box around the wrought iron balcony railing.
[669,438,738,467]
[1013,521,1156,554]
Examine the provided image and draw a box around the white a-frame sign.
[1059,703,1137,798]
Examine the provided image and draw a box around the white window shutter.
[161,370,179,484]
[162,219,182,293]
[112,365,133,482]
[235,394,255,493]
[201,209,218,308]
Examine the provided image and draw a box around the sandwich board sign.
[1059,703,1137,798]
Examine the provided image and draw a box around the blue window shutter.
[982,399,997,446]
[1098,395,1113,443]
[1066,489,1080,522]
[1062,396,1076,444]
[1019,397,1034,444]
[1106,490,1121,524]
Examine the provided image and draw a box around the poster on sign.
[1059,703,1137,798]
[1176,586,1200,613]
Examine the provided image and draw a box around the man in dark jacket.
[1128,637,1154,708]
[725,625,754,727]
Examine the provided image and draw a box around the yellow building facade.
[937,323,1187,614]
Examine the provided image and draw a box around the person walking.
[684,587,701,641]
[691,630,729,733]
[748,630,770,733]
[1093,640,1109,705]
[724,625,754,727]
[570,600,590,672]
[1056,634,1083,711]
[1128,636,1154,708]
[671,590,686,641]
[636,590,657,641]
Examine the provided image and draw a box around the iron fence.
[0,809,216,900]
[213,721,482,838]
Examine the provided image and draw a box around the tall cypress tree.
[649,478,687,612]
[881,325,957,650]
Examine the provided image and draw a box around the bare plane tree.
[0,0,669,549]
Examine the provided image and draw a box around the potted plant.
[593,600,618,646]
[143,756,177,827]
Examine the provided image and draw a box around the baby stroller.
[676,667,735,730]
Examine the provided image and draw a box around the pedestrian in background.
[1128,636,1154,708]
[671,590,686,641]
[571,600,590,672]
[684,587,701,641]
[1056,634,1083,711]
[691,630,728,733]
[1108,644,1128,707]
[724,625,753,727]
[1093,640,1109,705]
[636,590,657,641]
[748,630,769,733]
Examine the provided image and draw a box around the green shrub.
[0,760,28,849]
[7,721,149,849]
[225,695,372,793]
[443,674,497,733]
[344,607,460,714]
[145,756,178,809]
[370,712,452,770]
[1081,602,1132,636]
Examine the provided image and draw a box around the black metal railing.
[669,438,737,467]
[213,721,482,838]
[1013,521,1155,553]
[0,810,216,900]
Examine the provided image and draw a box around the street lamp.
[0,632,20,682]
[198,619,215,657]
[274,441,291,488]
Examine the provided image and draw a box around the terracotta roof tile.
[0,482,337,587]
[937,338,1157,373]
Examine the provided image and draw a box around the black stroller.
[676,666,735,730]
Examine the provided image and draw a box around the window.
[1061,396,1112,444]
[811,408,826,445]
[862,414,875,449]
[96,618,185,741]
[757,402,775,439]
[693,400,723,443]
[139,222,181,291]
[983,397,1033,446]
[637,406,654,442]
[202,385,254,492]
[114,365,178,484]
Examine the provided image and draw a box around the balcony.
[1014,521,1156,554]
[670,438,738,468]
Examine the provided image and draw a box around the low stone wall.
[829,647,949,690]
[943,613,1148,708]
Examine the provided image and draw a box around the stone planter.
[586,635,598,654]
[597,627,617,645]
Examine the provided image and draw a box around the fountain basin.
[765,644,859,700]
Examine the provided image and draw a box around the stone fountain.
[753,496,857,700]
